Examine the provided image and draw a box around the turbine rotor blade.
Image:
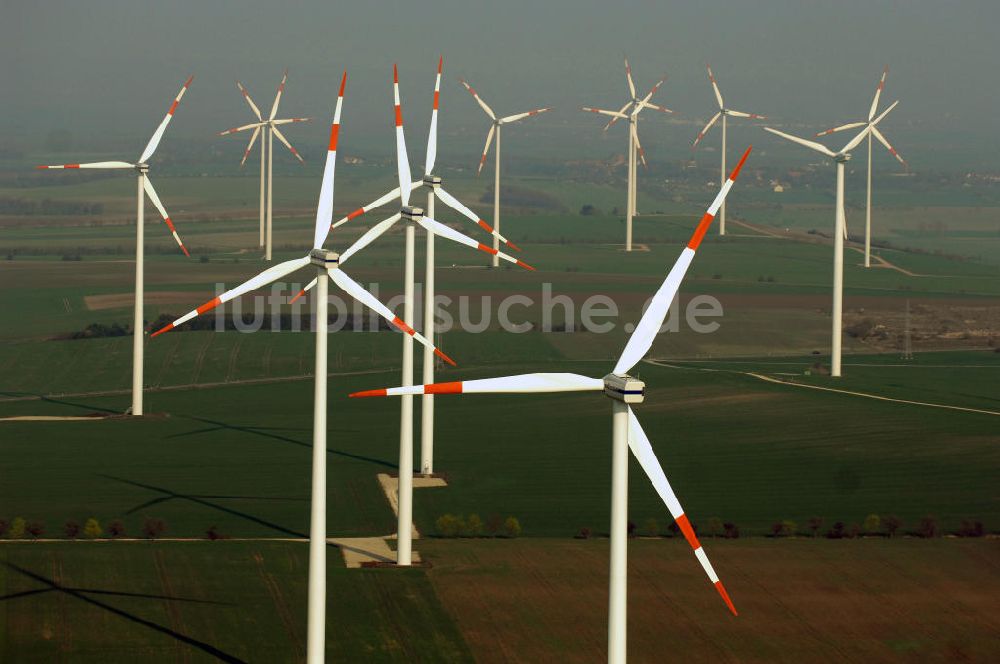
[417,216,534,270]
[725,109,766,120]
[313,71,347,250]
[350,372,603,398]
[331,267,456,366]
[603,100,633,131]
[271,117,311,126]
[477,124,496,175]
[338,213,402,263]
[268,68,288,121]
[871,126,908,169]
[499,108,549,125]
[839,125,872,155]
[624,57,637,99]
[240,126,262,167]
[140,75,194,163]
[331,182,423,230]
[706,64,724,110]
[393,64,412,207]
[219,122,264,136]
[627,407,737,616]
[815,121,866,137]
[692,112,722,149]
[583,106,628,120]
[142,177,189,257]
[236,82,263,120]
[870,99,899,127]
[763,127,837,157]
[36,161,133,170]
[459,78,496,120]
[425,56,443,176]
[271,125,304,163]
[434,186,520,250]
[151,257,310,337]
[631,124,647,168]
[869,65,888,122]
[613,147,752,375]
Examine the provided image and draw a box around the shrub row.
[435,514,521,538]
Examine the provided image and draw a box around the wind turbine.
[151,72,452,664]
[764,101,898,378]
[326,58,525,479]
[219,70,310,261]
[351,147,754,664]
[459,77,549,267]
[583,57,673,251]
[692,65,767,236]
[816,66,907,267]
[300,64,532,567]
[37,75,194,417]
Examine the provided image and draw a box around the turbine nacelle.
[309,248,339,268]
[136,163,149,173]
[422,174,442,188]
[835,153,852,163]
[603,373,645,404]
[401,205,424,222]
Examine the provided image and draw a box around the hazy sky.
[4,1,999,169]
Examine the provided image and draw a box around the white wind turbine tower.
[151,72,453,664]
[815,66,908,267]
[352,147,754,664]
[765,101,898,378]
[219,70,310,261]
[692,65,767,236]
[302,64,532,567]
[459,77,549,267]
[583,57,673,252]
[37,76,194,417]
[325,58,525,479]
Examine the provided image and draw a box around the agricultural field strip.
[646,359,1000,417]
[0,366,397,403]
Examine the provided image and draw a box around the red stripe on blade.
[427,381,462,394]
[392,316,415,336]
[169,100,179,115]
[350,388,387,398]
[687,212,715,250]
[338,71,347,96]
[675,513,701,550]
[434,349,457,367]
[516,259,535,271]
[728,146,752,180]
[288,289,306,305]
[477,242,498,256]
[150,323,174,338]
[715,581,738,616]
[433,91,440,110]
[346,208,364,220]
[196,296,222,315]
[328,124,340,151]
[395,105,403,127]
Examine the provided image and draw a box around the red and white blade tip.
[391,316,456,365]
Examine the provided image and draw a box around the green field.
[1,163,998,661]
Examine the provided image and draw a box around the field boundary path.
[646,359,1000,417]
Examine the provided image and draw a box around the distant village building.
[773,184,785,193]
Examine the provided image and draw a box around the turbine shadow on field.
[2,562,245,663]
[100,474,310,539]
[0,391,120,414]
[170,414,398,469]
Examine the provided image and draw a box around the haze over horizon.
[4,1,999,171]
